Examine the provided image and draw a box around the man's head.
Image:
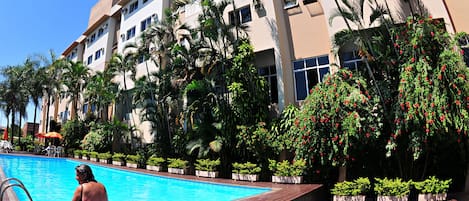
[75,164,96,184]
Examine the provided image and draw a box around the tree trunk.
[72,99,77,120]
[338,166,347,182]
[33,103,37,141]
[45,96,51,132]
[11,111,15,144]
[18,114,22,146]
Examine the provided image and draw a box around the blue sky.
[0,1,97,127]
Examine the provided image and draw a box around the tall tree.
[61,60,90,120]
[84,68,118,122]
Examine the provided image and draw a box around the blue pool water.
[0,154,270,201]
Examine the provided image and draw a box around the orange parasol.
[35,132,46,138]
[2,129,8,141]
[44,132,63,139]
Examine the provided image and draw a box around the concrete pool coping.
[0,165,19,201]
[1,152,324,200]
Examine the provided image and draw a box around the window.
[463,47,469,67]
[71,51,77,59]
[258,65,278,103]
[129,1,138,13]
[87,55,93,65]
[90,33,96,43]
[137,55,145,64]
[140,17,152,32]
[126,26,136,40]
[341,51,363,71]
[95,50,101,60]
[283,0,298,8]
[61,108,69,123]
[97,28,104,37]
[83,103,88,113]
[293,55,330,101]
[229,6,252,25]
[459,35,469,67]
[95,48,104,60]
[303,0,317,4]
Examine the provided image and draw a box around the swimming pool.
[0,154,270,201]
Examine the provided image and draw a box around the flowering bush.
[389,15,469,159]
[292,69,382,168]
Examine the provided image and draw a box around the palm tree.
[22,58,49,141]
[1,65,29,143]
[61,60,90,120]
[0,83,13,143]
[84,68,118,122]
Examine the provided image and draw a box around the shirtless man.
[72,164,108,201]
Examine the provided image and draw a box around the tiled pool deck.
[0,153,324,201]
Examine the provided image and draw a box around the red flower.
[411,57,415,63]
[440,115,445,122]
[441,64,446,72]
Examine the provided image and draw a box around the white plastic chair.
[56,146,63,157]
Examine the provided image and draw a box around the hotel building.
[39,0,469,143]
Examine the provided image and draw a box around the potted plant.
[81,150,90,160]
[167,158,189,175]
[268,159,306,184]
[146,156,165,171]
[112,153,126,166]
[331,177,370,201]
[195,158,220,178]
[97,152,112,164]
[126,154,141,168]
[374,178,411,201]
[232,161,261,182]
[89,151,99,162]
[73,150,82,159]
[413,176,451,201]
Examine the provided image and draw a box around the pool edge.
[0,164,19,201]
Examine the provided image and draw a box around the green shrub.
[81,150,89,157]
[89,151,98,158]
[268,159,306,176]
[97,152,112,160]
[195,158,220,171]
[126,154,141,164]
[167,158,188,169]
[146,156,165,166]
[413,176,452,194]
[232,162,262,174]
[374,178,411,197]
[331,177,371,196]
[112,153,125,162]
[73,150,83,156]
